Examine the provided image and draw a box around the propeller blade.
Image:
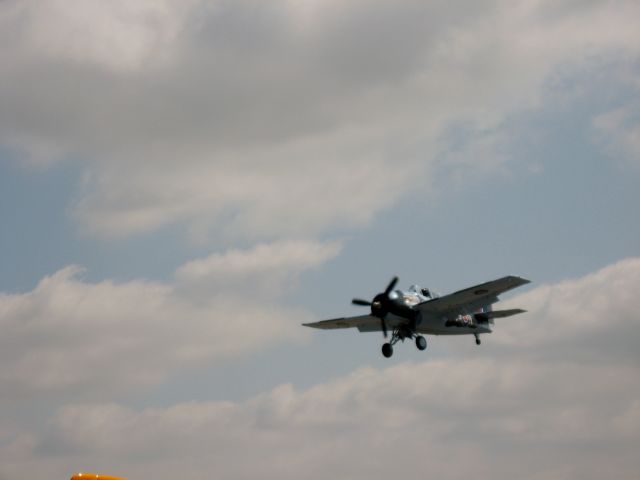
[381,317,388,338]
[384,276,399,296]
[352,298,372,306]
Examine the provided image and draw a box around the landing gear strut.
[474,333,481,345]
[381,327,426,358]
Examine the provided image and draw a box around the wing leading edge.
[303,314,411,332]
[303,315,380,331]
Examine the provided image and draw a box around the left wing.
[303,315,382,331]
[304,315,403,333]
[416,275,530,314]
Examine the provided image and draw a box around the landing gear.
[381,326,426,358]
[474,333,481,345]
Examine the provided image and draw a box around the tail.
[475,304,494,326]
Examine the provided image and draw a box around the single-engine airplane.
[70,474,126,480]
[303,275,530,357]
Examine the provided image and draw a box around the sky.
[0,0,639,478]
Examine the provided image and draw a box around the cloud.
[9,362,640,479]
[496,257,640,364]
[2,258,639,479]
[1,0,639,240]
[593,104,640,167]
[0,240,339,402]
[71,144,419,241]
[176,240,342,296]
[7,0,200,72]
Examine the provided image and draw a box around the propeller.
[384,276,398,296]
[352,276,399,338]
[351,298,372,306]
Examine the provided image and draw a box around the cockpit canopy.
[409,284,433,298]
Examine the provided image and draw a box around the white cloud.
[176,240,342,296]
[496,257,640,363]
[8,361,640,479]
[71,140,419,240]
[1,0,639,240]
[1,258,639,480]
[0,241,339,402]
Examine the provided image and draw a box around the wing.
[417,276,530,315]
[303,315,385,333]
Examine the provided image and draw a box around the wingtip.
[509,275,531,285]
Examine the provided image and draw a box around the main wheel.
[381,343,393,358]
[415,335,427,351]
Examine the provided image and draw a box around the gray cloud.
[2,258,639,479]
[1,0,639,240]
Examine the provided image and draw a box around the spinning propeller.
[351,276,399,338]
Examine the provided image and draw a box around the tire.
[415,335,427,351]
[381,343,393,358]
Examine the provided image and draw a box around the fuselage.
[389,287,493,336]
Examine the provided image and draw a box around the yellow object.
[71,474,127,480]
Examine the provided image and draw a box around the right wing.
[417,275,530,315]
[303,315,384,332]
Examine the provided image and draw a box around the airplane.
[70,474,126,480]
[303,275,530,357]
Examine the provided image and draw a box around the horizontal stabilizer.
[475,308,526,321]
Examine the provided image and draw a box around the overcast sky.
[1,1,639,479]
